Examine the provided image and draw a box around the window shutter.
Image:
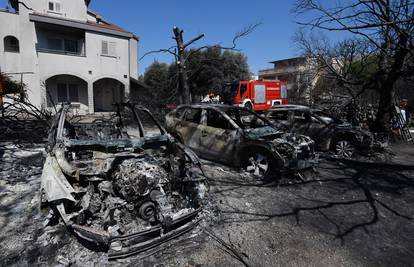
[78,39,84,55]
[109,42,116,56]
[101,41,108,55]
[55,2,61,12]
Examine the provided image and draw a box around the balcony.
[35,23,86,57]
[37,47,85,57]
[259,66,301,76]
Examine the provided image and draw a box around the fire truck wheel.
[244,102,253,111]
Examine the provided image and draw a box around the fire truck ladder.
[394,97,413,143]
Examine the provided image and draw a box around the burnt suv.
[165,104,317,179]
[264,105,376,158]
[40,103,207,259]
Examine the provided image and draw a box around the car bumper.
[286,153,319,170]
[70,209,202,260]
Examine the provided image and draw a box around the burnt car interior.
[41,103,207,259]
[224,108,266,129]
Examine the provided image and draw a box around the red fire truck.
[221,80,288,111]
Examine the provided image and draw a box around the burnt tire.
[243,150,276,181]
[139,202,156,221]
[334,139,355,158]
[244,102,254,111]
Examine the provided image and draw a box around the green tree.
[143,49,251,105]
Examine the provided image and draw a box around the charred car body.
[40,103,207,259]
[264,105,380,158]
[165,104,317,179]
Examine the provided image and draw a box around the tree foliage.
[0,72,25,96]
[141,49,251,106]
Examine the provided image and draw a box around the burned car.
[40,103,207,259]
[165,104,317,179]
[264,105,377,158]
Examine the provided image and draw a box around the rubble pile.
[0,119,48,141]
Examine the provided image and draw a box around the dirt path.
[1,143,413,266]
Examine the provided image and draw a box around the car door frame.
[197,107,242,164]
[174,107,204,154]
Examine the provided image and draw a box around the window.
[57,83,67,102]
[101,41,116,57]
[48,1,61,13]
[293,111,311,123]
[207,110,233,130]
[269,111,288,121]
[240,84,247,97]
[183,108,201,124]
[68,84,79,102]
[64,39,78,53]
[48,38,63,50]
[226,109,267,129]
[281,84,288,99]
[57,83,79,103]
[4,36,20,52]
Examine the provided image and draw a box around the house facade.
[258,57,319,104]
[0,0,139,113]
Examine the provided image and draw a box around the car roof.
[177,103,247,112]
[269,105,310,111]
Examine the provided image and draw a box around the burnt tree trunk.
[372,34,410,132]
[173,27,191,104]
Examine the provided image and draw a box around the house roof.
[269,57,307,65]
[10,0,91,9]
[87,20,130,34]
[87,9,139,40]
[30,13,138,40]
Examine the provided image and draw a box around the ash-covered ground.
[1,142,413,266]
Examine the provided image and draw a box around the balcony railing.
[259,66,301,76]
[37,48,85,57]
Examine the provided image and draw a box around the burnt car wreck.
[165,104,318,180]
[40,103,207,259]
[265,105,386,158]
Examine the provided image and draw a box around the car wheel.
[244,102,253,111]
[335,140,355,158]
[139,202,156,221]
[245,151,273,180]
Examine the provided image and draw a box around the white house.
[0,0,140,113]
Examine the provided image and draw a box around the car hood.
[243,126,284,140]
[335,123,372,137]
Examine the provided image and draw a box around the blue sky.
[89,0,305,75]
[0,0,332,75]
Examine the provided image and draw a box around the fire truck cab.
[222,80,288,112]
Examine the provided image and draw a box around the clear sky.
[88,0,305,75]
[0,0,333,75]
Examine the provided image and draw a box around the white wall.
[0,11,21,72]
[129,38,138,80]
[20,0,88,21]
[1,1,139,112]
[85,32,130,88]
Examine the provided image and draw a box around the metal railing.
[37,48,85,57]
